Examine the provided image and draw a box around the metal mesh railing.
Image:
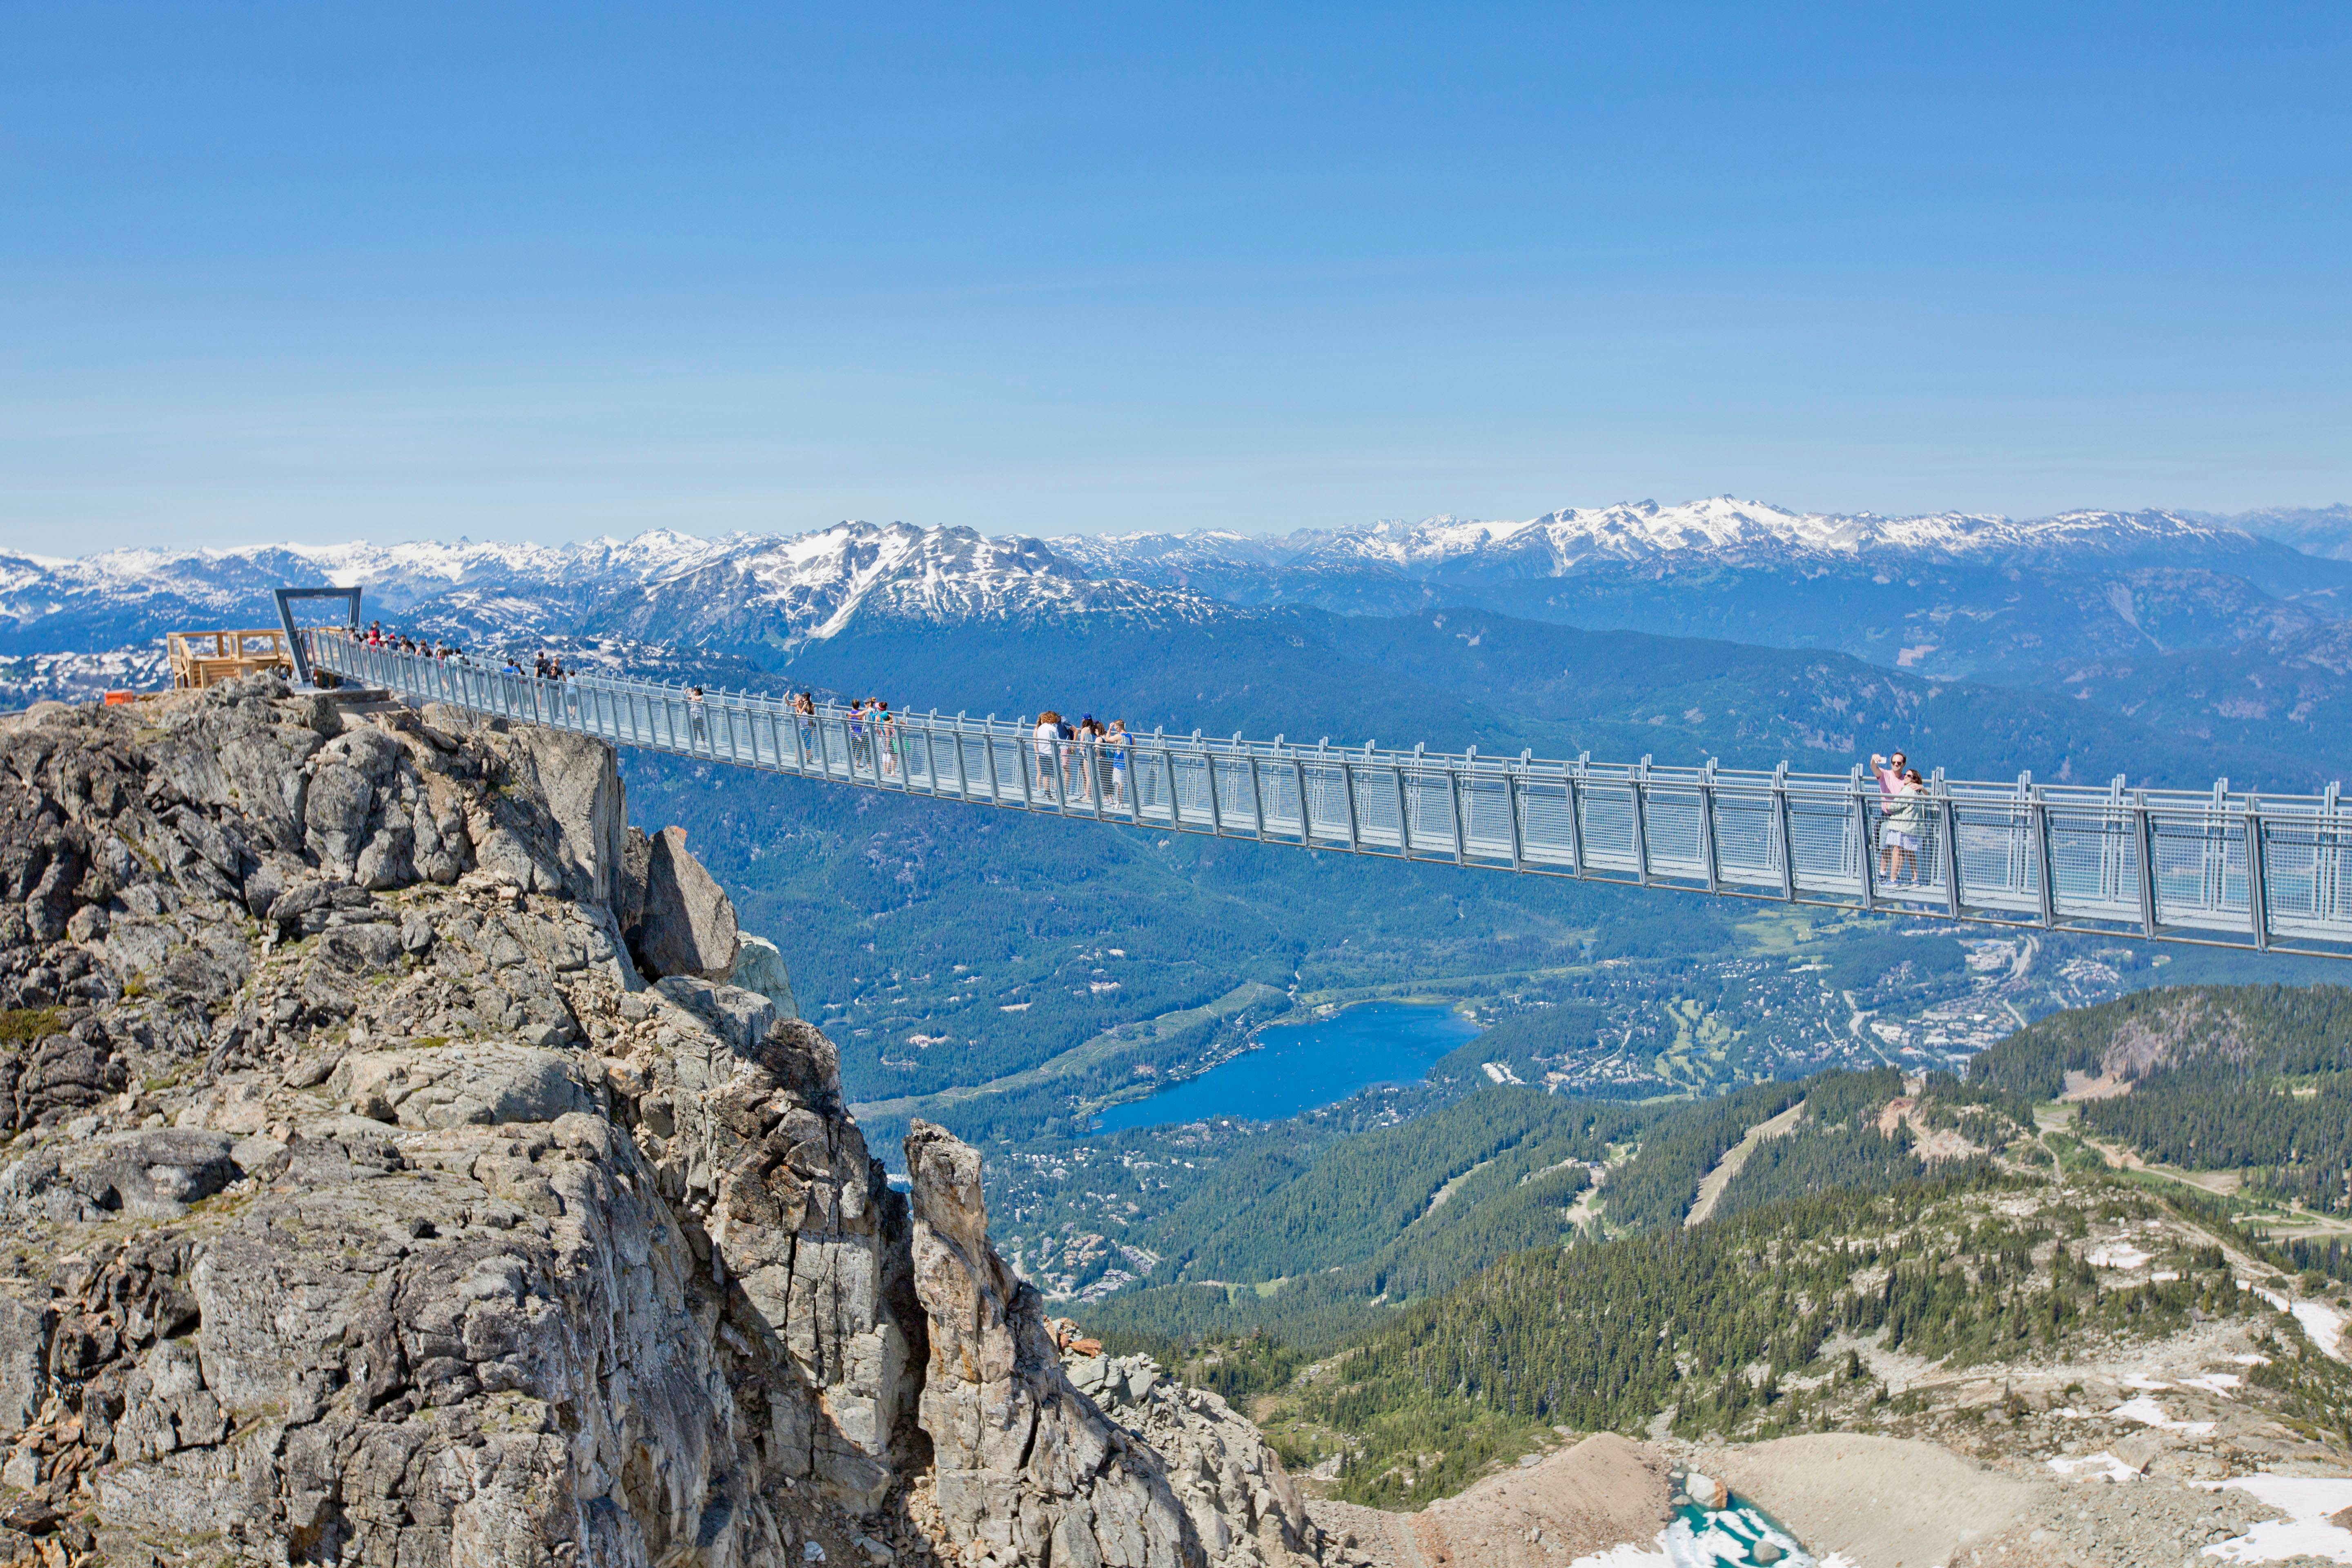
[305,630,2352,957]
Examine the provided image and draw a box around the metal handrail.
[303,629,2352,958]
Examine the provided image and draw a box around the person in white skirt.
[1881,766,1929,884]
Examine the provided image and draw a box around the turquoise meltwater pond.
[1660,1493,1821,1567]
[1570,1492,1828,1568]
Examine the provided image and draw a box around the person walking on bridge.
[1034,711,1062,797]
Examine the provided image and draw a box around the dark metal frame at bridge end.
[274,588,364,687]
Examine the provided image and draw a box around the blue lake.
[1094,1001,1482,1133]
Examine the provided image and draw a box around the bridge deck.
[304,631,2352,958]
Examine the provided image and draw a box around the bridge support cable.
[301,628,2352,959]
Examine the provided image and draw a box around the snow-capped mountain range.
[4,499,2348,690]
[1051,499,2352,681]
[1054,496,2273,575]
[0,530,735,628]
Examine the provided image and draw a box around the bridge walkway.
[301,630,2352,958]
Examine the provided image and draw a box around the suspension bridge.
[290,610,2352,959]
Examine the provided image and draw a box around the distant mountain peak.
[562,519,1224,655]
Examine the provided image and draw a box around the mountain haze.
[2211,503,2352,562]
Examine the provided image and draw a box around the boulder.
[506,724,628,906]
[324,1043,602,1130]
[624,825,740,980]
[103,1129,238,1209]
[731,931,800,1020]
[2111,1430,2166,1473]
[228,1134,289,1180]
[650,976,776,1056]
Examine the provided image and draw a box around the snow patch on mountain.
[738,523,1101,641]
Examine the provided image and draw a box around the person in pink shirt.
[1869,749,1909,883]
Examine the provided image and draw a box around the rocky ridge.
[0,677,1318,1568]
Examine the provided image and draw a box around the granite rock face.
[907,1120,1198,1568]
[0,678,1312,1568]
[906,1126,1323,1568]
[619,826,741,982]
[729,935,800,1023]
[1058,1341,1319,1568]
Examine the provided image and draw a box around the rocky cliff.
[0,679,1318,1568]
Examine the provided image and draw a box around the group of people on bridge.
[354,621,467,663]
[675,687,1136,806]
[758,692,913,782]
[1033,712,1133,808]
[335,622,608,696]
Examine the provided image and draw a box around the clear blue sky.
[3,2,2347,553]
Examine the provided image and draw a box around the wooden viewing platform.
[167,629,295,690]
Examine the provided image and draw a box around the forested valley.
[1043,992,2352,1508]
[1973,985,2352,1214]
